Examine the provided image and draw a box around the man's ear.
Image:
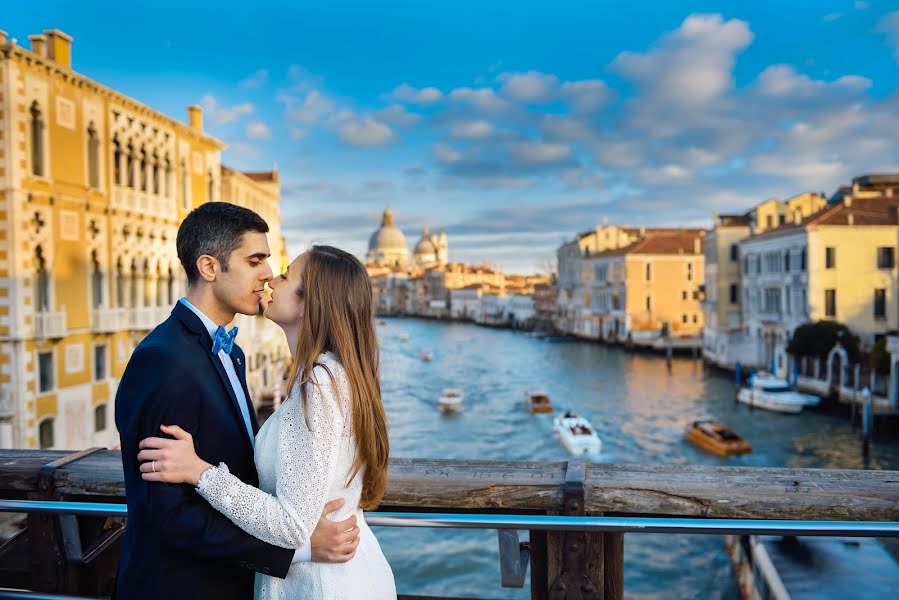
[196,255,219,283]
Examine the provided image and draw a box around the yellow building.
[590,230,706,343]
[0,29,286,449]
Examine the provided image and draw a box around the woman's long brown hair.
[284,245,389,510]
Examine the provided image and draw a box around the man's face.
[212,231,273,317]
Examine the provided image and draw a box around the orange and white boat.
[524,389,554,414]
[684,420,751,456]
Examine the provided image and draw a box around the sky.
[5,1,899,273]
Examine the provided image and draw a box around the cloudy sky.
[6,1,899,272]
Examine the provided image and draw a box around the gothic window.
[30,101,45,176]
[113,137,122,185]
[127,142,135,188]
[87,122,100,188]
[35,246,50,311]
[140,147,148,192]
[91,250,103,308]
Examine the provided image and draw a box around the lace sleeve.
[196,364,345,549]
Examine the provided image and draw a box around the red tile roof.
[596,230,706,257]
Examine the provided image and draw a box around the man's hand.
[310,498,360,563]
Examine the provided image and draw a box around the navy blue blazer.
[114,302,293,600]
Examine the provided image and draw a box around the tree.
[787,321,860,362]
[868,331,897,374]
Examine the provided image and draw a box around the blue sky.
[5,1,899,272]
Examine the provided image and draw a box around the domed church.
[366,208,448,270]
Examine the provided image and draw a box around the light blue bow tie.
[212,325,238,355]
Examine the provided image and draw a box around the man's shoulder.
[128,318,195,369]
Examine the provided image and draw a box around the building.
[702,193,827,369]
[739,176,899,375]
[412,227,448,269]
[366,208,410,269]
[589,230,706,345]
[0,29,287,450]
[533,276,558,332]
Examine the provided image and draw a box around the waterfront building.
[0,29,288,450]
[449,285,483,321]
[366,208,410,269]
[590,230,706,346]
[739,176,899,375]
[702,192,827,369]
[533,276,558,331]
[412,227,448,269]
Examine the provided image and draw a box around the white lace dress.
[196,352,396,599]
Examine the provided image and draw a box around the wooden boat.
[684,420,751,456]
[524,389,553,414]
[553,411,601,455]
[437,388,464,414]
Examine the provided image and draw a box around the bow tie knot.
[212,326,238,355]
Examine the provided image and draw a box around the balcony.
[91,308,128,333]
[129,307,159,330]
[34,310,66,339]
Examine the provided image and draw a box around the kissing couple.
[115,202,397,599]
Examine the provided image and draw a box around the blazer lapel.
[232,345,260,435]
[174,302,255,451]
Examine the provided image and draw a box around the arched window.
[91,250,103,309]
[152,152,160,195]
[94,404,107,433]
[164,156,172,197]
[39,418,54,449]
[167,267,175,304]
[130,259,139,308]
[156,265,167,306]
[143,261,152,307]
[180,159,189,210]
[140,147,148,192]
[126,142,135,188]
[87,122,100,188]
[35,245,50,311]
[115,258,125,308]
[30,101,45,177]
[207,170,214,201]
[113,137,122,185]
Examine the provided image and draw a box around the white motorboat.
[438,388,464,413]
[553,411,601,455]
[737,373,821,414]
[399,334,410,342]
[419,351,434,362]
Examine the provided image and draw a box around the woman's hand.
[138,425,212,486]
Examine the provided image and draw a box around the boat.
[553,411,601,455]
[399,334,409,342]
[377,319,386,326]
[737,372,821,413]
[684,420,752,456]
[524,389,553,413]
[419,351,434,362]
[437,388,464,413]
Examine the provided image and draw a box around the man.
[115,203,360,600]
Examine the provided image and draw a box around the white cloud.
[290,127,308,141]
[636,164,693,185]
[560,79,612,112]
[434,143,462,163]
[757,64,871,97]
[450,120,493,140]
[278,90,335,123]
[448,87,512,112]
[497,71,558,103]
[876,11,899,60]
[201,95,254,127]
[507,141,571,165]
[339,118,394,147]
[239,69,269,89]
[374,104,421,127]
[391,84,443,103]
[247,120,271,140]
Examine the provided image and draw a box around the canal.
[374,317,899,599]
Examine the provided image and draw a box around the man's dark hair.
[176,202,269,285]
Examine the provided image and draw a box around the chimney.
[0,30,8,44]
[887,188,894,198]
[693,237,701,254]
[848,213,854,226]
[44,29,73,69]
[29,34,47,57]
[187,105,203,131]
[844,195,853,208]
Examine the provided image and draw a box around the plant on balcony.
[787,320,860,362]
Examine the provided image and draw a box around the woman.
[137,245,395,599]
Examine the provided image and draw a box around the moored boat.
[553,411,601,455]
[419,351,434,362]
[737,373,821,413]
[437,388,464,413]
[684,420,751,456]
[524,389,553,413]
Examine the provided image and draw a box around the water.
[373,317,899,599]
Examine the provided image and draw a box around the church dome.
[414,228,438,256]
[368,208,408,253]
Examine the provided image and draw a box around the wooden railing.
[0,449,897,599]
